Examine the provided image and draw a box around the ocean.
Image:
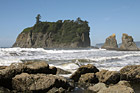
[0,47,140,73]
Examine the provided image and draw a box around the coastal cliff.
[13,16,90,48]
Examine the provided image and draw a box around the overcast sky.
[0,0,140,47]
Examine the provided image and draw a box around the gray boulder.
[99,81,134,93]
[0,61,56,89]
[120,33,139,51]
[70,64,99,82]
[120,65,140,82]
[102,34,118,50]
[88,83,107,93]
[12,73,73,92]
[25,61,50,74]
[78,73,98,85]
[96,70,120,85]
[0,63,26,89]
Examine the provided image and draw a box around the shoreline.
[0,61,139,92]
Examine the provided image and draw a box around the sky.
[0,0,140,47]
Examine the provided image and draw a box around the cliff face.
[101,34,118,50]
[13,19,90,48]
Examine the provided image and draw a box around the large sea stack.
[13,16,90,48]
[120,33,139,51]
[101,34,118,50]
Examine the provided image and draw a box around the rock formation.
[96,70,120,85]
[13,17,90,48]
[98,81,134,93]
[101,34,118,50]
[1,62,140,92]
[120,65,140,82]
[120,33,139,51]
[12,73,72,92]
[70,64,99,82]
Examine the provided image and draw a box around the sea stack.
[101,34,118,50]
[120,33,139,51]
[13,16,90,48]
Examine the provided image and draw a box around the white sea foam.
[0,48,140,71]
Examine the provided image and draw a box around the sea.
[0,47,140,73]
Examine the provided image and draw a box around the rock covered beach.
[0,61,139,93]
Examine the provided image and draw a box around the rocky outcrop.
[78,73,98,85]
[12,73,73,92]
[88,83,107,93]
[0,61,58,89]
[120,65,140,82]
[88,81,134,93]
[101,34,118,50]
[70,64,99,82]
[96,70,120,85]
[98,81,134,93]
[120,33,139,51]
[13,18,90,48]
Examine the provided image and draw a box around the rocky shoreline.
[0,61,139,93]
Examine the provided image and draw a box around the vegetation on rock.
[13,15,90,48]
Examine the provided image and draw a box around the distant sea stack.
[13,15,90,48]
[119,33,139,51]
[101,34,118,50]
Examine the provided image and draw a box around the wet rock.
[120,65,140,82]
[0,87,11,93]
[96,70,120,85]
[88,83,107,93]
[0,66,7,70]
[120,33,139,51]
[98,81,134,93]
[12,73,73,92]
[117,80,132,87]
[25,61,50,74]
[70,64,99,82]
[47,87,65,93]
[56,68,71,74]
[101,34,118,50]
[49,66,57,74]
[0,61,57,89]
[78,73,98,85]
[0,63,26,89]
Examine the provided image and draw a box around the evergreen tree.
[36,14,41,24]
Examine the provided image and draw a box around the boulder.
[0,61,56,89]
[47,87,65,93]
[12,73,73,92]
[120,33,139,51]
[120,65,140,82]
[25,61,50,74]
[0,63,26,89]
[88,83,107,93]
[98,81,134,93]
[70,64,99,82]
[101,34,118,50]
[96,70,120,85]
[78,73,98,85]
[0,66,7,70]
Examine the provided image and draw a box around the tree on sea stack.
[36,14,41,24]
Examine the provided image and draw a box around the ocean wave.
[88,53,140,62]
[0,47,140,72]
